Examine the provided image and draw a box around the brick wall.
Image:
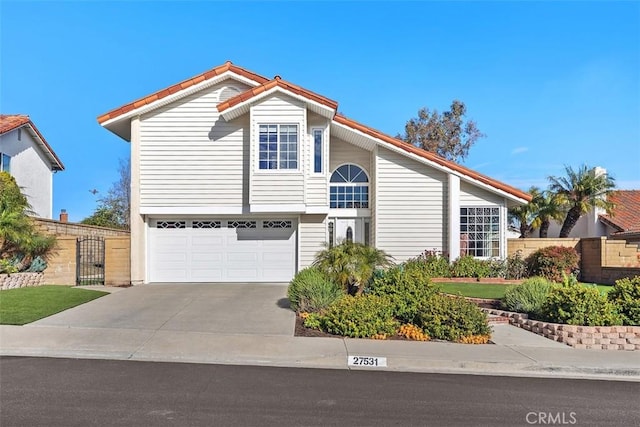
[43,237,76,285]
[34,218,130,237]
[507,238,581,259]
[484,308,640,351]
[43,236,131,286]
[105,237,131,286]
[508,237,640,284]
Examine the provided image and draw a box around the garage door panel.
[149,219,296,283]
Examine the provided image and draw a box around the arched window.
[329,164,369,209]
[346,226,353,243]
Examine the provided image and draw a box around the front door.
[334,218,366,244]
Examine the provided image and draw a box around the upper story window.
[313,129,323,173]
[460,207,501,258]
[1,153,11,173]
[259,124,298,170]
[330,164,369,209]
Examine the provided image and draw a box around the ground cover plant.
[0,285,108,325]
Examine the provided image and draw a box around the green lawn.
[0,285,108,325]
[436,282,613,300]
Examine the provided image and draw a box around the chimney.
[59,209,68,223]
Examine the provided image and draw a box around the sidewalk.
[2,322,639,382]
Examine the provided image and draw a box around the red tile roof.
[600,190,640,232]
[0,114,64,170]
[333,114,532,202]
[97,61,270,124]
[217,76,338,113]
[98,62,531,202]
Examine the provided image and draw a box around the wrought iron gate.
[76,237,105,286]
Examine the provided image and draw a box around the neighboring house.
[98,61,530,284]
[544,190,640,244]
[0,115,65,219]
[599,190,640,243]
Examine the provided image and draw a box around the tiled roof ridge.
[217,76,339,112]
[97,61,270,124]
[0,114,64,170]
[333,113,531,202]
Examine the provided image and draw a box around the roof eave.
[25,124,65,171]
[98,72,265,141]
[219,86,336,121]
[331,118,530,205]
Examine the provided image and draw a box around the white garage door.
[148,219,296,283]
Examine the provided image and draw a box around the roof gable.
[0,114,65,171]
[97,61,531,203]
[217,76,338,120]
[600,190,640,232]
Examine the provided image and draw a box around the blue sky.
[1,1,638,222]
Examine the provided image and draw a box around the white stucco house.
[0,115,65,219]
[98,62,531,285]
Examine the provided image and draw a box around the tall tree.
[399,100,485,163]
[82,158,131,230]
[534,189,565,238]
[508,186,541,238]
[548,165,616,238]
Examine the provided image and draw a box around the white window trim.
[311,127,324,175]
[459,205,502,259]
[0,152,11,173]
[257,123,300,172]
[329,163,370,210]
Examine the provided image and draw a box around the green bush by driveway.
[0,285,108,325]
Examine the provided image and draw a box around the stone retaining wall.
[482,308,640,351]
[0,272,46,290]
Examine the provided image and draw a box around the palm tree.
[533,189,565,238]
[548,165,616,238]
[508,186,541,238]
[313,241,393,295]
[0,172,56,268]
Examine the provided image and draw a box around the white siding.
[299,214,327,268]
[460,181,504,205]
[139,82,252,208]
[250,94,306,205]
[0,129,54,218]
[375,147,447,262]
[329,137,371,177]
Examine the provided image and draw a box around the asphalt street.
[1,357,639,426]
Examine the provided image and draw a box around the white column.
[130,117,145,285]
[448,174,460,262]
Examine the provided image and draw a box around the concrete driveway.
[31,284,295,336]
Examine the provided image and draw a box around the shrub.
[411,250,452,277]
[541,282,622,326]
[608,276,640,326]
[313,242,393,295]
[502,277,554,318]
[527,246,579,282]
[504,251,529,279]
[450,255,492,278]
[287,267,343,313]
[416,294,491,341]
[368,262,438,324]
[313,295,399,338]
